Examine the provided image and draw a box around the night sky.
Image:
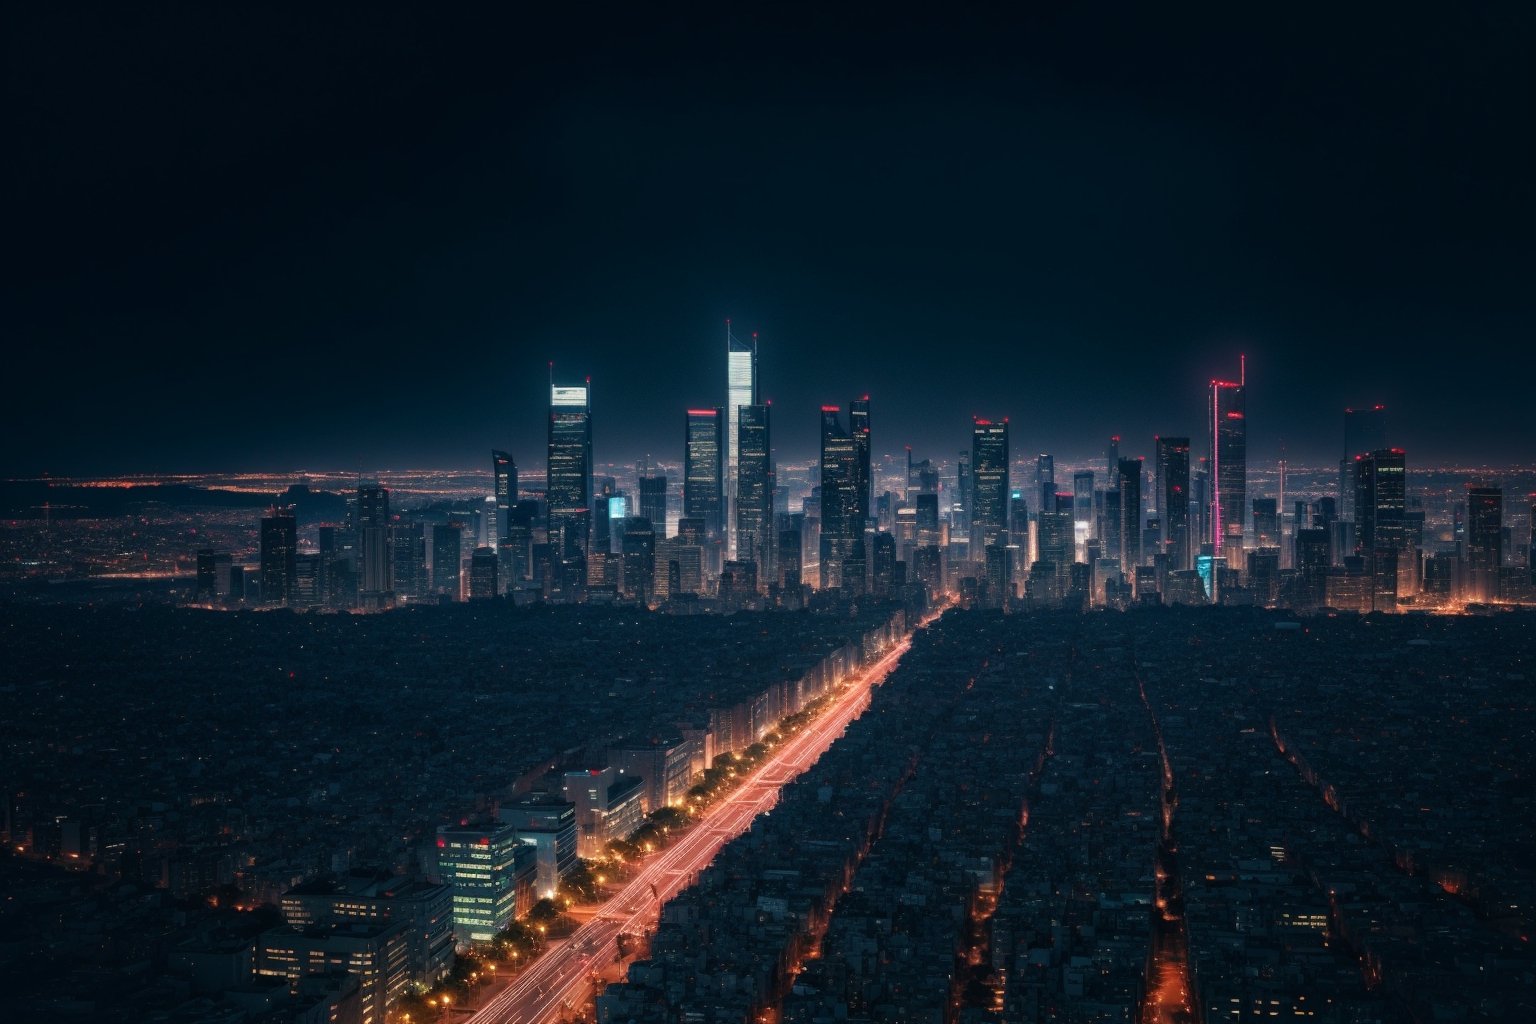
[7,6,1533,475]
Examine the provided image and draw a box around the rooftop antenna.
[1241,353,1246,386]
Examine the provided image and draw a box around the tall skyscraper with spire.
[725,324,758,560]
[1208,361,1247,567]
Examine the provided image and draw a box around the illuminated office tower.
[260,507,298,605]
[436,820,534,945]
[684,408,723,537]
[725,326,758,559]
[1035,454,1055,512]
[547,379,593,564]
[971,418,1010,551]
[1208,366,1247,566]
[1340,405,1387,521]
[735,402,772,582]
[1465,485,1502,603]
[1117,458,1142,574]
[1354,448,1406,610]
[431,524,461,599]
[954,450,973,547]
[492,450,517,542]
[639,474,668,538]
[1106,435,1120,482]
[357,484,393,608]
[1072,471,1094,559]
[1156,437,1191,571]
[850,397,871,531]
[819,402,867,588]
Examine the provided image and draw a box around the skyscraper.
[469,547,499,600]
[684,408,723,538]
[357,484,392,608]
[1035,454,1055,513]
[1156,436,1191,571]
[431,524,462,599]
[1354,448,1406,610]
[1466,485,1503,603]
[638,475,668,538]
[850,397,871,532]
[1117,458,1142,575]
[971,418,1010,551]
[1106,435,1120,482]
[260,507,297,606]
[735,402,772,581]
[492,450,517,542]
[1340,405,1388,521]
[819,403,862,589]
[1208,367,1247,566]
[725,326,758,560]
[547,380,593,563]
[1072,470,1094,559]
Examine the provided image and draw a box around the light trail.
[464,624,926,1024]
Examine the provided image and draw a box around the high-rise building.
[638,475,668,538]
[389,523,426,602]
[431,524,462,599]
[735,402,772,581]
[1072,471,1094,559]
[1340,405,1388,521]
[819,404,860,589]
[1466,485,1503,602]
[1117,459,1142,574]
[469,547,499,600]
[357,484,392,608]
[492,450,517,542]
[1035,454,1055,512]
[725,326,758,560]
[1156,437,1191,571]
[684,408,723,538]
[621,516,657,602]
[1352,448,1407,609]
[1106,435,1120,482]
[850,397,872,532]
[971,418,1010,551]
[1208,369,1247,565]
[436,820,537,945]
[1252,498,1280,550]
[547,380,593,565]
[260,507,298,606]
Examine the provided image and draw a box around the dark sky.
[6,5,1534,476]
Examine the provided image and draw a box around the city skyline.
[5,8,1536,1024]
[7,7,1535,475]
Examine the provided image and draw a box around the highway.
[463,627,921,1024]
